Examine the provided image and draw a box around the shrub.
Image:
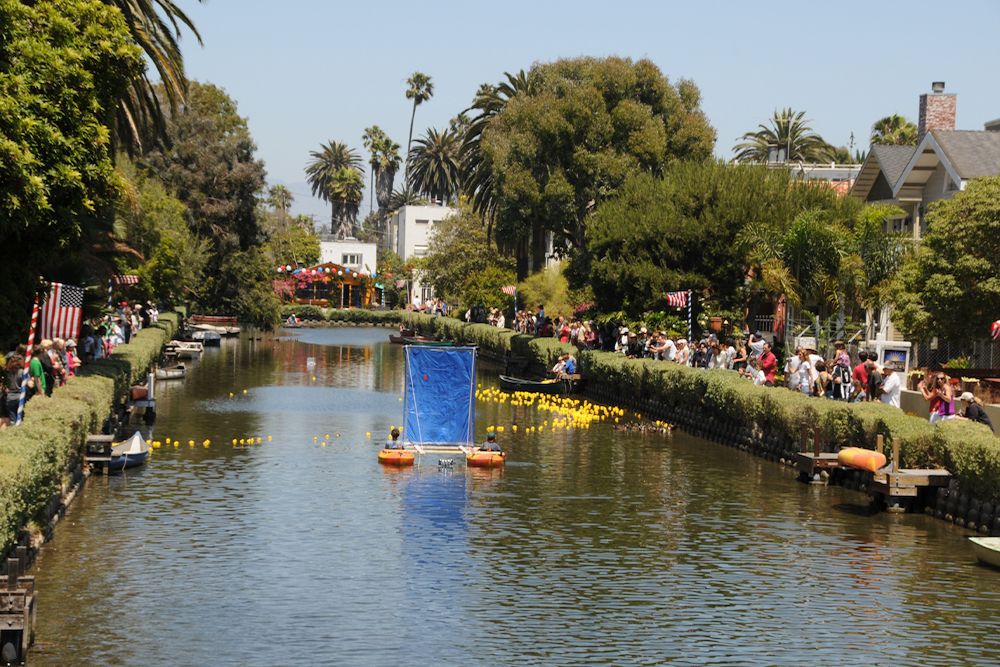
[0,313,178,555]
[281,304,325,321]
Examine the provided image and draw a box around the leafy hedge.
[402,313,1000,502]
[0,313,178,555]
[280,305,403,324]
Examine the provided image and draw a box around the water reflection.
[27,327,1000,666]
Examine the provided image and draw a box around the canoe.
[970,537,1000,568]
[466,448,506,468]
[155,365,186,380]
[837,447,887,473]
[108,431,149,472]
[189,314,238,326]
[191,330,221,346]
[498,374,568,395]
[389,334,405,344]
[402,336,454,346]
[192,323,240,336]
[168,340,204,358]
[378,448,415,466]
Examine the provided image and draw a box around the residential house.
[851,82,1000,239]
[389,204,457,305]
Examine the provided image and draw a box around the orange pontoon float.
[837,447,887,473]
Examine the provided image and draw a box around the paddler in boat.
[386,427,404,449]
[479,430,503,453]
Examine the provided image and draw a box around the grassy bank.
[402,312,1000,502]
[0,313,178,554]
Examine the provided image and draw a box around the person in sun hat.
[959,391,994,432]
[876,360,901,408]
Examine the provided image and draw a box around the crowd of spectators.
[0,301,158,427]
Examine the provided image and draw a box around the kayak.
[378,449,415,466]
[466,448,506,468]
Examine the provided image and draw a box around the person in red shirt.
[760,342,778,386]
[851,350,869,400]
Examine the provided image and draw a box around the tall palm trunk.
[369,170,374,214]
[405,102,417,182]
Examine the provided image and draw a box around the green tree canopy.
[472,57,715,278]
[420,204,514,309]
[584,162,858,318]
[893,177,1000,342]
[0,0,141,343]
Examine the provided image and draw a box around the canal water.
[29,328,1000,666]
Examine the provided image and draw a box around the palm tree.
[461,71,532,226]
[305,141,364,237]
[870,114,918,146]
[404,72,434,179]
[327,168,364,238]
[268,184,293,220]
[733,108,833,163]
[362,126,387,214]
[407,127,461,203]
[373,136,402,213]
[110,0,205,152]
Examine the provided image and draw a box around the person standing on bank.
[877,361,902,408]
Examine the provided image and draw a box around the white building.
[319,238,377,274]
[390,204,457,305]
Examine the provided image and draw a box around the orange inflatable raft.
[837,447,887,473]
[466,449,506,468]
[378,448,415,466]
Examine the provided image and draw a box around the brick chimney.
[918,81,956,137]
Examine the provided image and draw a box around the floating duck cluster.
[613,420,673,434]
[150,434,275,450]
[474,385,665,434]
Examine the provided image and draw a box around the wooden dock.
[0,548,36,665]
[794,428,841,484]
[83,434,114,474]
[870,437,951,512]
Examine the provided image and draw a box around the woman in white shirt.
[796,349,813,396]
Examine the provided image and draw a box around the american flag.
[113,274,140,285]
[500,285,517,297]
[992,319,1000,341]
[665,291,688,308]
[40,282,84,340]
[395,279,407,289]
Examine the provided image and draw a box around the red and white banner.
[500,285,517,297]
[992,319,1000,341]
[40,282,84,341]
[395,279,407,289]
[665,291,688,308]
[112,274,140,285]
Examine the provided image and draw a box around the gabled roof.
[933,130,1000,179]
[892,130,1000,199]
[849,144,915,200]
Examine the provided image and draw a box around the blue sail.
[404,346,477,445]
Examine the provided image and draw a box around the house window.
[341,253,362,266]
[416,219,429,225]
[413,244,428,257]
[420,286,435,302]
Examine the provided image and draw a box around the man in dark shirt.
[760,342,777,386]
[852,350,869,400]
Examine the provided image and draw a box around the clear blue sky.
[179,0,1000,222]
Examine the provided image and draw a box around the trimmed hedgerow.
[279,306,404,324]
[0,313,178,555]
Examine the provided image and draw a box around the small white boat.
[306,357,316,369]
[167,340,203,359]
[191,330,221,346]
[155,364,186,380]
[108,431,150,471]
[969,537,1000,568]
